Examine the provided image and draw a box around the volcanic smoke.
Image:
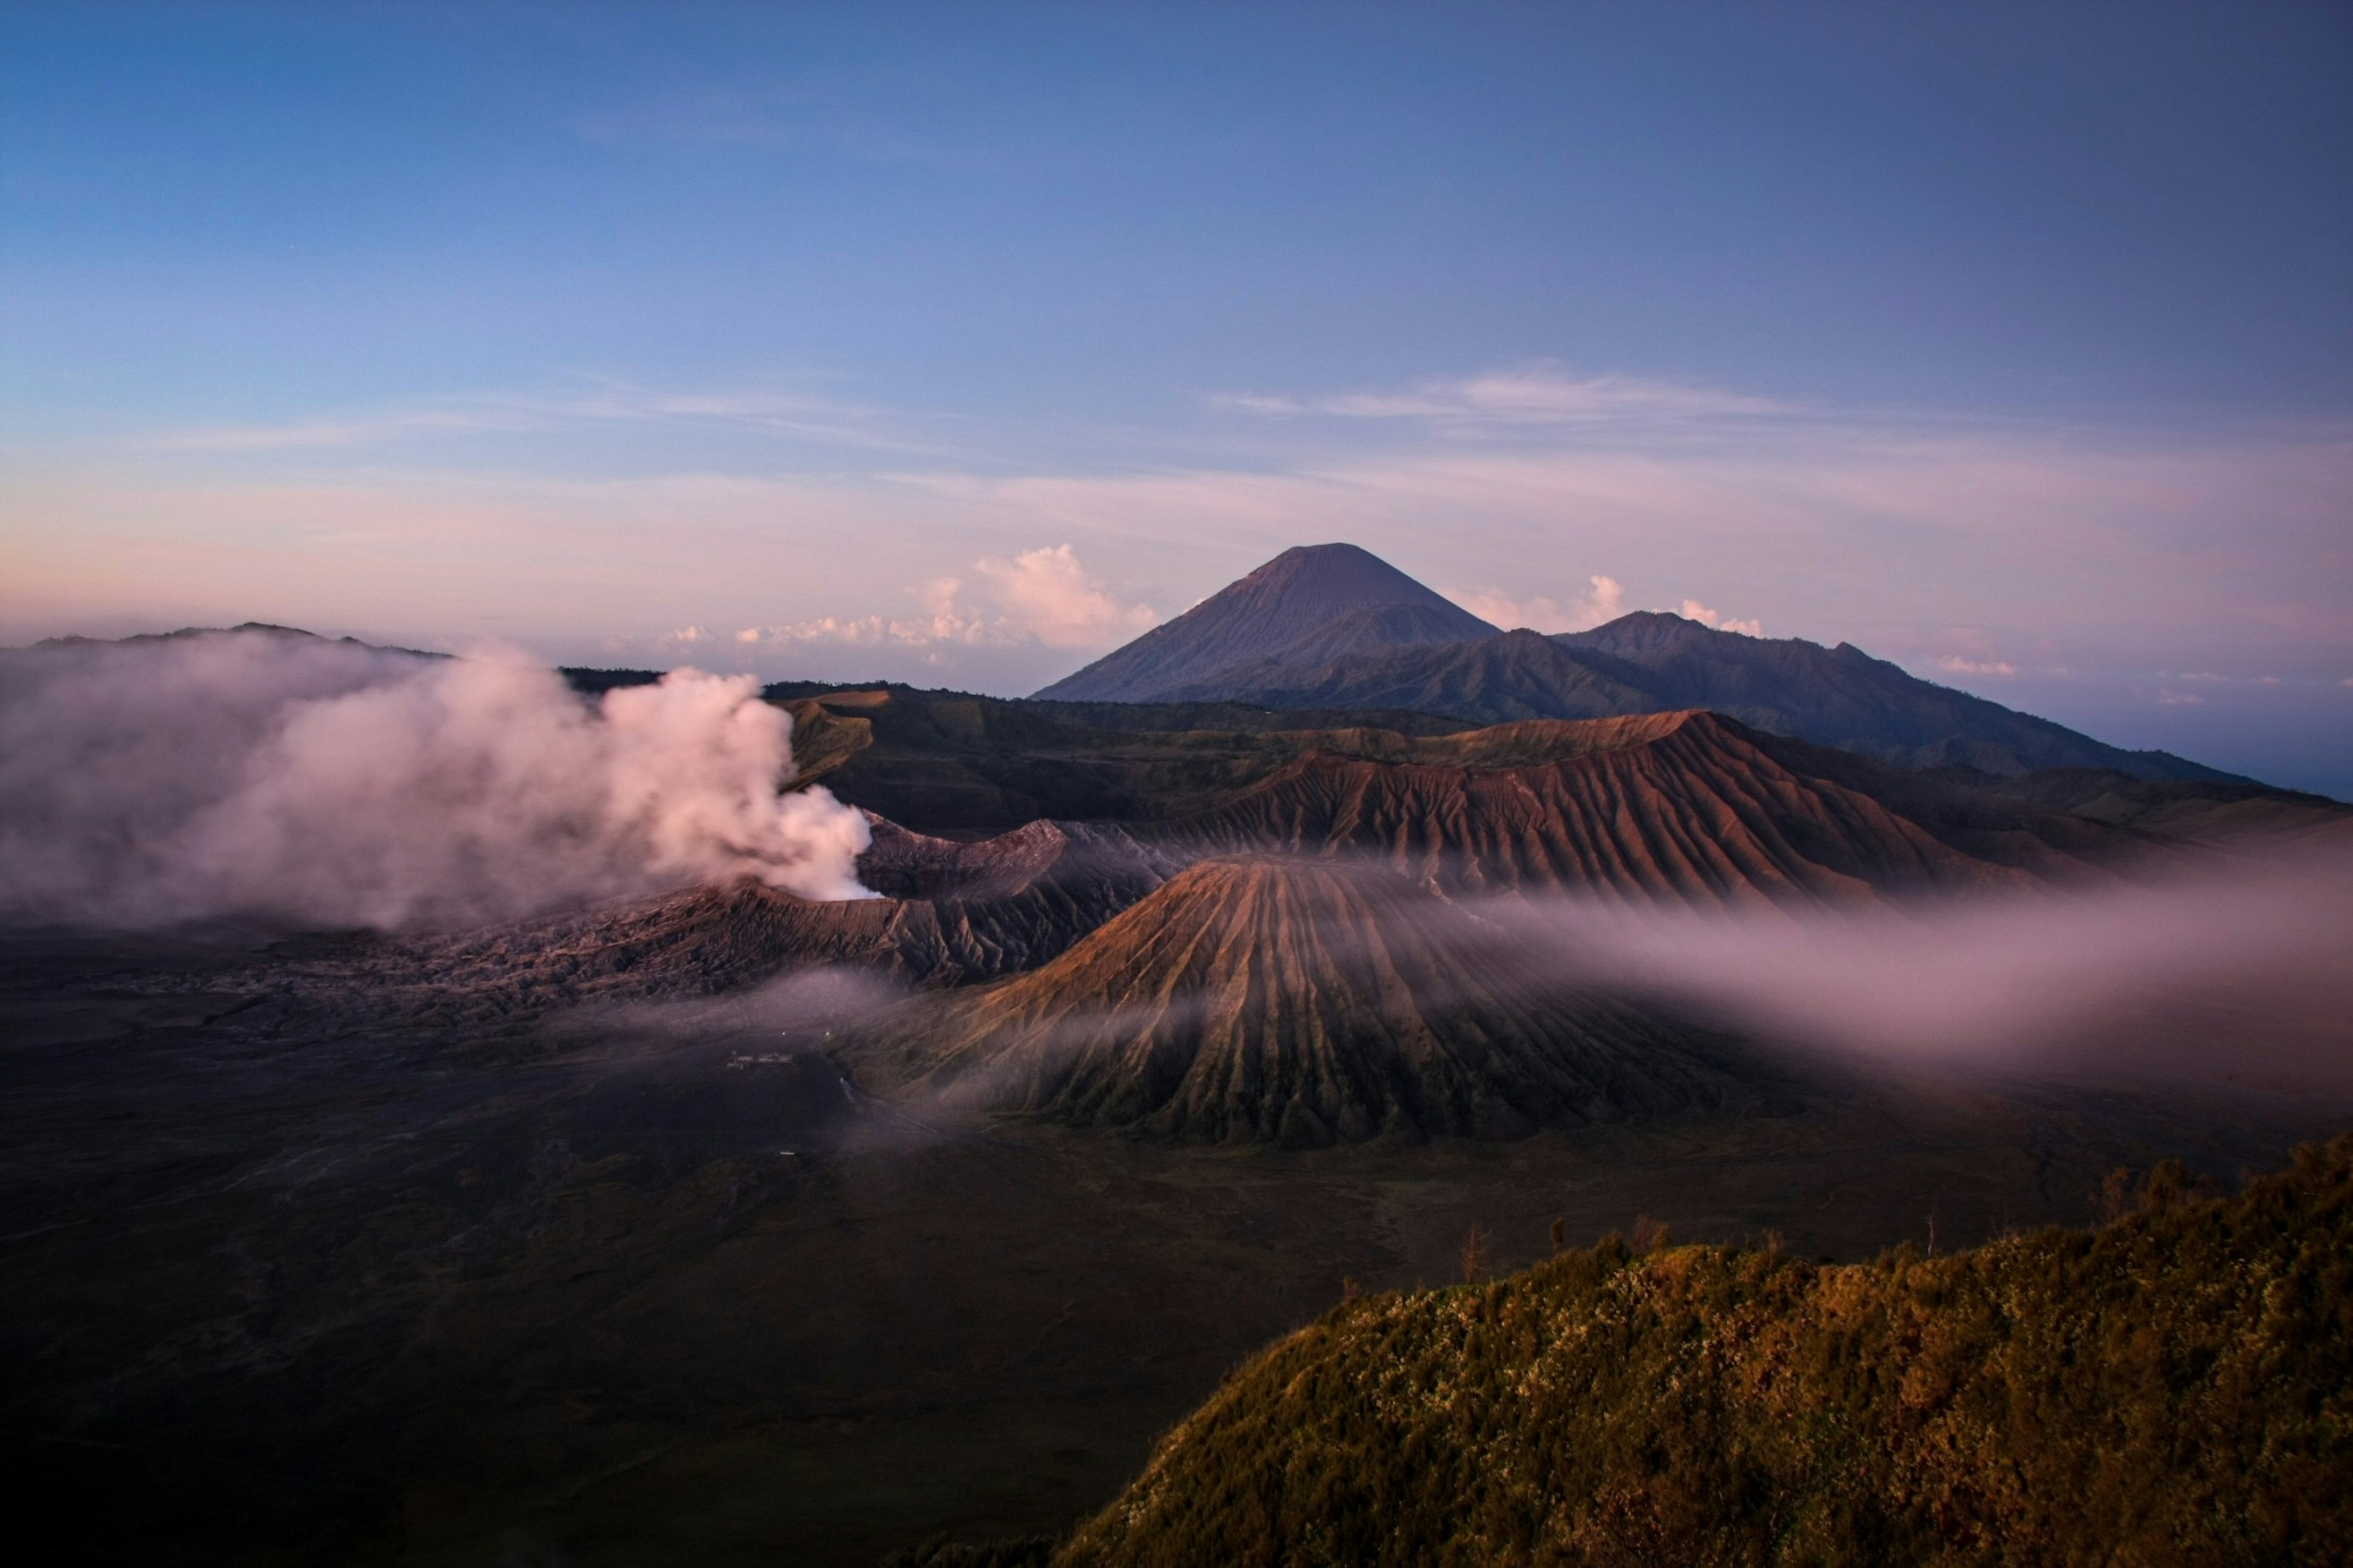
[0,630,872,931]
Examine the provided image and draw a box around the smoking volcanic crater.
[242,697,2190,1125]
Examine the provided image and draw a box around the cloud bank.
[1454,575,1627,635]
[1490,853,2353,1092]
[0,631,871,932]
[15,370,2346,783]
[734,543,1154,655]
[1675,600,1763,636]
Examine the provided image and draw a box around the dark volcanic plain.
[4,940,2340,1568]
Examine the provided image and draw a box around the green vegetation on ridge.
[1038,1141,2353,1565]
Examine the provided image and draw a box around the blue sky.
[4,2,2349,792]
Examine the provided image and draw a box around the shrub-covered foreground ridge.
[1026,1140,2353,1565]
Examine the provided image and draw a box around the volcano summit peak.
[1034,543,1498,703]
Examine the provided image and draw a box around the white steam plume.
[0,630,871,931]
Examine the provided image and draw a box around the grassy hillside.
[1043,1140,2353,1565]
[761,684,1475,832]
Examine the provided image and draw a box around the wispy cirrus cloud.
[19,374,2350,788]
[145,381,925,455]
[579,86,833,151]
[44,412,2349,676]
[148,407,538,453]
[1215,364,1790,433]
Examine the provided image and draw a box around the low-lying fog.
[581,848,2353,1116]
[1490,855,2353,1094]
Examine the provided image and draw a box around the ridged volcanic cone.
[1171,710,2145,906]
[842,855,1773,1143]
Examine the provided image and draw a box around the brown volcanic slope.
[226,819,1187,1039]
[774,691,2179,906]
[843,857,1780,1144]
[1168,710,2153,907]
[340,711,2180,1037]
[223,714,2200,1047]
[453,819,1171,996]
[236,713,2196,1049]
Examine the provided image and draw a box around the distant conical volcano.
[839,856,1775,1143]
[1033,543,1498,703]
[1037,544,2250,783]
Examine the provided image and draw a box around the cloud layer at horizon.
[13,365,2341,689]
[4,5,2348,792]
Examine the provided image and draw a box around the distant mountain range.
[1033,545,2241,783]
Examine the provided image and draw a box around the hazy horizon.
[5,3,2348,794]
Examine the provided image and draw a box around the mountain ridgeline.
[1038,1141,2353,1566]
[1170,709,2148,904]
[212,698,2309,1076]
[824,708,2192,1142]
[1030,545,2241,782]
